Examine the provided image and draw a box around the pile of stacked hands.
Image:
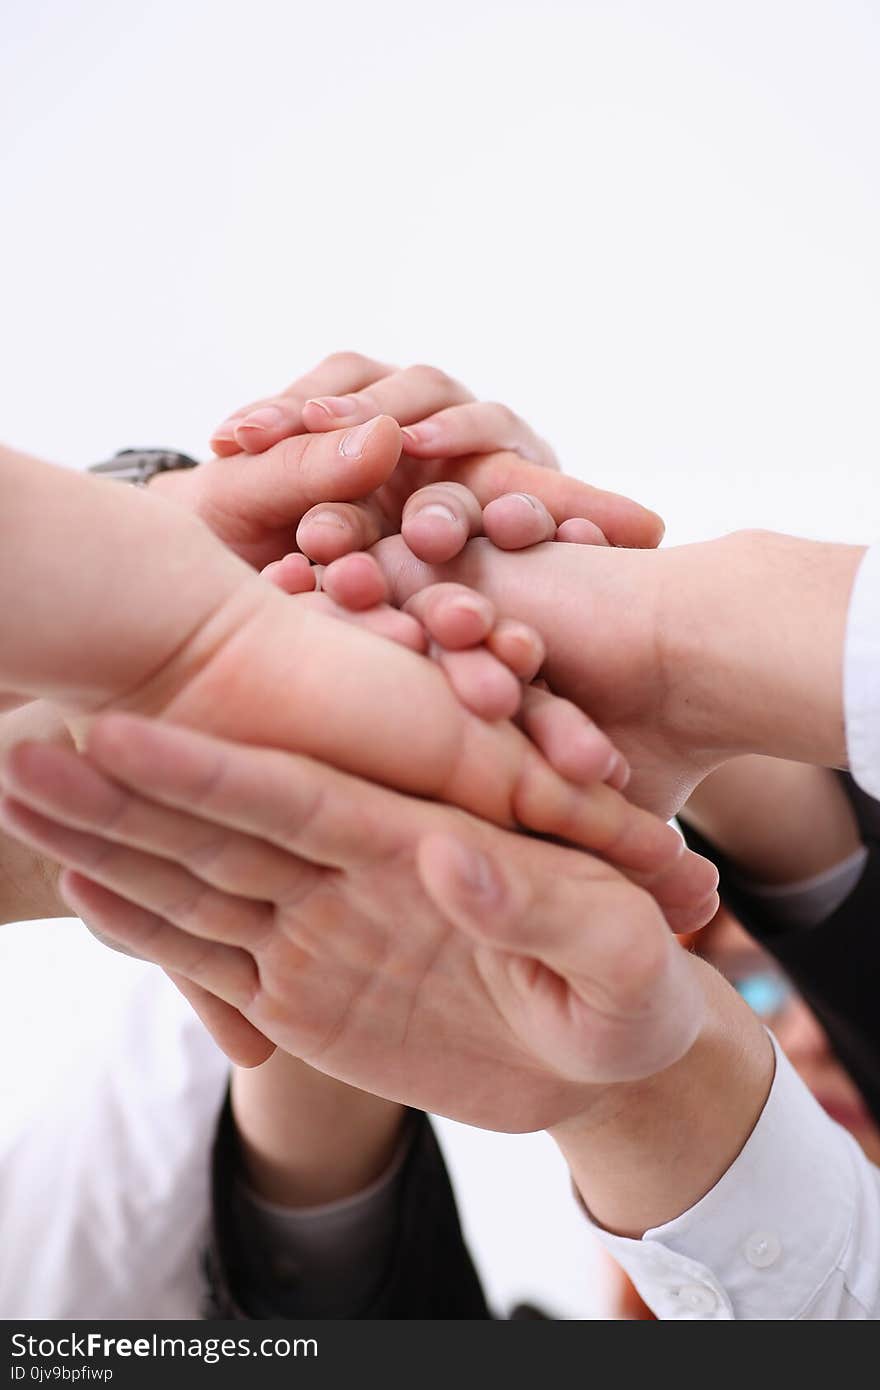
[1,352,877,1321]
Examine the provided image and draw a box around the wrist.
[231,1051,407,1207]
[683,756,863,883]
[548,956,774,1237]
[145,463,202,513]
[659,531,864,768]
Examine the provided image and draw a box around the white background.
[1,0,878,1319]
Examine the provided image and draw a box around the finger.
[0,743,322,904]
[167,973,276,1067]
[61,870,258,1012]
[415,831,705,1082]
[401,401,558,470]
[402,583,494,650]
[301,363,473,434]
[512,743,688,877]
[518,686,629,788]
[481,492,558,550]
[0,794,275,947]
[261,553,317,595]
[486,621,546,684]
[612,837,720,928]
[319,552,390,611]
[555,518,610,546]
[295,498,386,563]
[211,351,393,455]
[452,451,665,549]
[195,415,403,569]
[77,715,427,871]
[432,645,522,722]
[55,714,709,922]
[400,482,483,564]
[298,591,427,653]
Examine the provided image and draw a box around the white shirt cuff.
[584,1039,877,1319]
[845,543,880,799]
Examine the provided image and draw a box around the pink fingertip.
[402,514,468,564]
[555,518,610,546]
[401,423,440,450]
[234,404,287,447]
[306,395,358,420]
[322,552,389,611]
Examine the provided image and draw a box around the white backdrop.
[1,0,879,1319]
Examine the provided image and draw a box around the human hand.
[365,529,864,817]
[208,352,665,560]
[0,717,715,1127]
[0,449,696,899]
[261,527,623,762]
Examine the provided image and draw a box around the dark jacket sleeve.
[683,774,880,1127]
[203,1099,491,1320]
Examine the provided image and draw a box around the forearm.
[682,756,863,884]
[662,531,865,769]
[550,957,773,1237]
[0,445,254,709]
[0,703,72,921]
[231,1050,407,1207]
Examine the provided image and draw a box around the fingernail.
[447,838,501,901]
[402,422,440,448]
[414,503,457,523]
[512,493,541,510]
[448,593,490,618]
[340,418,380,458]
[303,510,348,530]
[309,394,358,419]
[604,750,630,788]
[236,405,286,435]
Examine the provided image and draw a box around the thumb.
[416,829,704,1082]
[193,416,403,564]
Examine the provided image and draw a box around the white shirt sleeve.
[845,542,880,799]
[584,1039,880,1319]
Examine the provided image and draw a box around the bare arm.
[681,756,863,885]
[231,1052,406,1208]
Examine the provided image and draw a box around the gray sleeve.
[227,1127,412,1318]
[732,844,868,930]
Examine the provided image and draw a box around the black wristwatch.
[87,447,200,487]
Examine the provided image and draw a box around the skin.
[0,363,663,1218]
[0,441,714,1072]
[205,352,665,557]
[0,716,714,1125]
[0,713,773,1243]
[366,530,866,817]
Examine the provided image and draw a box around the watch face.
[89,449,200,483]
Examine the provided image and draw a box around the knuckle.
[486,401,519,429]
[321,350,371,373]
[184,831,233,878]
[351,386,380,415]
[408,363,455,393]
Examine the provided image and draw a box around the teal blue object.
[735,971,792,1019]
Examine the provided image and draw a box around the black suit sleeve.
[203,1099,491,1320]
[682,774,880,1127]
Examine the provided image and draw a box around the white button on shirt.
[743,1231,781,1269]
[587,1039,880,1319]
